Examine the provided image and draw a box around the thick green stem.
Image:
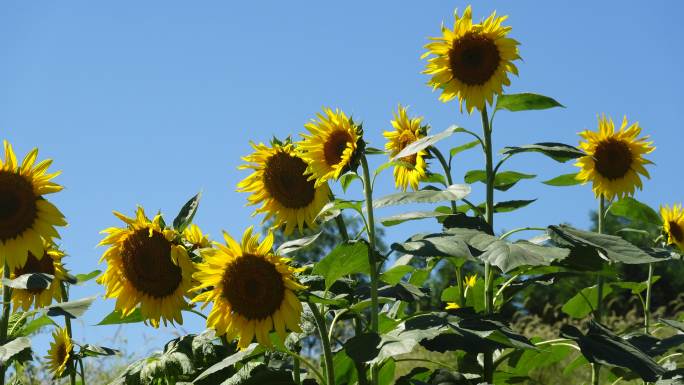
[644,263,654,334]
[360,154,379,385]
[293,356,301,384]
[79,359,86,385]
[334,214,350,242]
[353,316,370,385]
[430,147,457,212]
[455,266,465,307]
[309,303,335,385]
[0,262,11,385]
[60,283,77,385]
[481,106,495,383]
[593,196,606,385]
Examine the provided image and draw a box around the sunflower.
[299,108,361,187]
[192,227,305,349]
[445,302,460,310]
[422,6,520,113]
[0,140,66,270]
[98,207,195,327]
[238,141,331,235]
[46,327,73,378]
[183,224,211,249]
[464,274,477,288]
[576,115,654,200]
[661,204,684,251]
[383,105,428,191]
[11,240,67,311]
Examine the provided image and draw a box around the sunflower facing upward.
[11,240,68,311]
[98,207,196,327]
[661,204,684,251]
[192,227,305,349]
[0,140,66,270]
[46,327,73,378]
[422,6,520,113]
[298,108,361,187]
[384,105,428,191]
[238,141,331,235]
[576,115,654,200]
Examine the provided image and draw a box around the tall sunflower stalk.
[60,282,78,385]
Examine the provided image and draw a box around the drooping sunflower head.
[192,227,305,349]
[98,206,195,327]
[46,327,73,378]
[298,108,362,187]
[422,6,521,113]
[575,115,655,200]
[238,141,331,235]
[11,239,67,311]
[0,140,66,270]
[383,105,429,191]
[661,204,684,251]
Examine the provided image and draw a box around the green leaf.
[275,232,322,255]
[450,140,481,157]
[380,211,452,227]
[549,225,667,264]
[490,199,537,213]
[0,337,31,365]
[365,147,386,155]
[495,93,564,112]
[422,173,447,186]
[562,284,613,318]
[339,172,360,193]
[312,241,370,289]
[378,359,396,385]
[316,199,364,223]
[507,343,573,376]
[2,273,53,290]
[373,184,470,209]
[194,344,264,385]
[80,344,119,357]
[542,172,582,186]
[501,142,584,163]
[464,170,536,191]
[96,308,144,325]
[611,276,660,295]
[609,197,662,227]
[391,125,463,161]
[659,319,684,333]
[333,351,358,385]
[561,321,665,382]
[46,295,97,319]
[173,192,201,232]
[75,269,102,284]
[477,239,570,274]
[440,286,460,302]
[379,265,415,285]
[345,333,382,365]
[17,315,56,337]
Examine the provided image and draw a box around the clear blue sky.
[2,0,683,361]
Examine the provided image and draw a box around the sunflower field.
[2,3,684,385]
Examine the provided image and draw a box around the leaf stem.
[285,350,326,385]
[60,283,77,385]
[308,303,335,385]
[499,227,547,240]
[644,263,654,334]
[0,262,10,385]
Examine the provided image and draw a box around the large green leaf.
[379,265,415,285]
[0,337,31,365]
[380,211,452,227]
[173,192,201,232]
[608,197,662,228]
[495,93,564,112]
[2,273,53,290]
[549,225,667,264]
[450,140,481,157]
[562,284,613,318]
[476,199,537,213]
[542,172,582,186]
[391,125,463,161]
[464,170,536,191]
[373,184,470,209]
[275,232,322,255]
[561,321,665,381]
[312,240,370,289]
[501,142,584,163]
[476,239,569,274]
[194,344,264,385]
[97,308,144,325]
[16,314,55,337]
[80,344,119,357]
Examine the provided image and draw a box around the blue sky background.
[1,0,683,367]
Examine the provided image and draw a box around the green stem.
[593,195,606,385]
[187,308,208,320]
[481,106,495,384]
[360,154,379,385]
[293,357,301,385]
[334,214,350,242]
[455,266,465,307]
[0,262,11,385]
[309,303,335,385]
[79,359,86,385]
[60,283,77,385]
[644,263,654,334]
[430,147,457,212]
[499,227,547,240]
[285,350,325,385]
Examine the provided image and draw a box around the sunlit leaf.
[495,93,564,112]
[173,192,201,232]
[373,185,470,209]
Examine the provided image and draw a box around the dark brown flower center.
[221,254,285,320]
[399,137,417,166]
[263,152,316,209]
[14,251,55,294]
[449,33,501,86]
[669,221,683,242]
[323,130,352,167]
[593,138,633,180]
[120,229,182,298]
[55,342,68,367]
[0,171,38,242]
